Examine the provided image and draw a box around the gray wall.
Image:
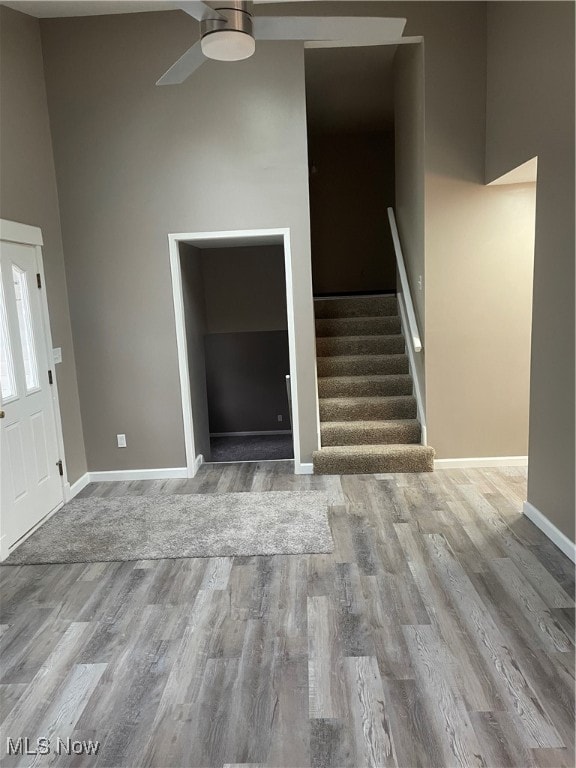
[205,331,290,434]
[308,131,396,294]
[179,244,211,460]
[409,1,536,461]
[485,1,575,541]
[40,11,317,471]
[0,6,86,484]
[393,42,425,396]
[18,2,561,489]
[263,2,535,463]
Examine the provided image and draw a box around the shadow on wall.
[308,131,397,295]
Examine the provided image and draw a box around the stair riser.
[313,452,434,475]
[320,397,417,422]
[316,316,401,337]
[317,356,409,377]
[321,422,421,446]
[316,336,405,357]
[313,294,433,475]
[318,376,413,398]
[314,296,398,319]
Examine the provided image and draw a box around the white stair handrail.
[387,207,422,353]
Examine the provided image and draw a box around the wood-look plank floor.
[0,464,574,767]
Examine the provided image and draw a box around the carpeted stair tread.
[321,419,422,446]
[314,296,397,319]
[317,353,409,377]
[313,444,435,474]
[312,293,434,475]
[316,334,405,357]
[319,395,417,422]
[318,374,413,398]
[316,316,401,337]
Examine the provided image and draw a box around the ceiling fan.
[156,1,406,85]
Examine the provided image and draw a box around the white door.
[0,239,64,556]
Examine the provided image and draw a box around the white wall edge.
[434,456,528,469]
[193,454,204,476]
[393,35,424,47]
[89,467,189,482]
[168,235,198,479]
[523,501,576,563]
[64,472,91,501]
[397,292,426,441]
[295,462,314,475]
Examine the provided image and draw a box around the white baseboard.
[295,462,314,475]
[64,472,91,501]
[89,467,189,482]
[523,501,576,563]
[434,456,528,469]
[210,430,292,437]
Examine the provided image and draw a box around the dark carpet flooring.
[209,434,294,462]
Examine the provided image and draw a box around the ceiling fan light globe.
[201,30,256,61]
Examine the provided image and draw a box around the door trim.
[168,227,307,477]
[0,219,44,247]
[0,219,68,559]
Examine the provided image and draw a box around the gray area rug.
[3,491,332,565]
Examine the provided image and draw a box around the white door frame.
[0,219,68,559]
[168,227,306,476]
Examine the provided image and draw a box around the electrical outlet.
[117,434,127,448]
[277,415,283,422]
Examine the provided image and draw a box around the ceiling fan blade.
[253,16,406,45]
[156,40,207,85]
[178,1,224,22]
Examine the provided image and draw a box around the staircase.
[312,295,435,474]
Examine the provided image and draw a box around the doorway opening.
[304,45,398,298]
[169,229,302,476]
